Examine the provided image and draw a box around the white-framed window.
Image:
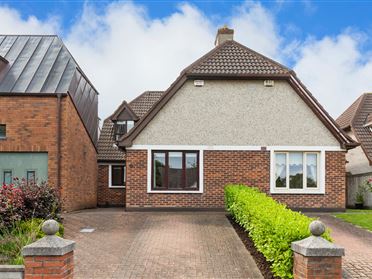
[145,147,204,194]
[109,164,126,188]
[270,150,325,194]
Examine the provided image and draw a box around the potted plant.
[355,183,367,209]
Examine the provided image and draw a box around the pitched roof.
[184,40,291,76]
[110,101,139,121]
[118,39,357,149]
[0,35,99,145]
[129,91,164,117]
[97,91,164,161]
[337,93,372,163]
[336,95,363,130]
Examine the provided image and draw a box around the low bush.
[19,180,61,220]
[0,218,64,265]
[0,179,61,230]
[225,184,331,279]
[0,184,25,229]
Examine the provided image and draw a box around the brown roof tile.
[185,40,291,76]
[129,91,164,117]
[97,91,164,161]
[337,93,372,163]
[336,95,363,129]
[97,120,126,161]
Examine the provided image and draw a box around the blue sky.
[1,1,372,118]
[4,1,372,49]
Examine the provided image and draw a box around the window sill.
[148,190,202,194]
[109,186,126,189]
[0,137,6,140]
[271,189,325,195]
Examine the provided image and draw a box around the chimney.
[214,26,234,46]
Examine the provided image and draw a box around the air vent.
[264,80,274,87]
[194,80,204,87]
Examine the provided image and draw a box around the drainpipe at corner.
[56,93,62,199]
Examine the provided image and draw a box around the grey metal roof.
[0,35,99,145]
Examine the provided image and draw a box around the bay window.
[273,151,321,192]
[152,151,199,191]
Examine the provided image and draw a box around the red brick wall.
[98,165,125,206]
[24,251,74,279]
[60,96,97,211]
[0,96,59,187]
[293,252,342,279]
[126,149,346,209]
[0,95,97,212]
[275,152,346,209]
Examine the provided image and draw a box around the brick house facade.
[125,150,346,210]
[97,27,356,211]
[0,35,98,212]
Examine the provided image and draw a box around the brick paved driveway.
[63,209,262,279]
[308,213,372,279]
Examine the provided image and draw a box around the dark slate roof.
[184,40,291,76]
[336,93,372,162]
[97,91,164,161]
[0,35,99,145]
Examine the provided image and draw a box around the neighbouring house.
[336,93,372,208]
[0,35,99,211]
[98,27,357,211]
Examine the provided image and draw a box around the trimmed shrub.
[225,184,331,279]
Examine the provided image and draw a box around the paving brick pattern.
[308,214,372,279]
[63,209,262,279]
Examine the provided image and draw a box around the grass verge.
[334,209,372,231]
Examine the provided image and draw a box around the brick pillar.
[22,220,75,279]
[291,220,344,279]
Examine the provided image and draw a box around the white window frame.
[270,149,325,194]
[108,164,126,188]
[146,147,204,194]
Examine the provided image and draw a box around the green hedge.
[225,184,331,279]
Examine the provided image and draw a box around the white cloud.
[0,1,371,120]
[0,6,59,34]
[230,1,282,60]
[65,2,215,119]
[293,32,372,117]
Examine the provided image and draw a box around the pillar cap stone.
[42,219,60,235]
[309,220,325,236]
[291,221,344,257]
[22,220,75,256]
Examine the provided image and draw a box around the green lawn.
[334,209,372,231]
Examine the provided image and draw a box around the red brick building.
[0,35,98,211]
[98,27,357,211]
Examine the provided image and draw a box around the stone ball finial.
[42,219,59,236]
[309,220,326,236]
